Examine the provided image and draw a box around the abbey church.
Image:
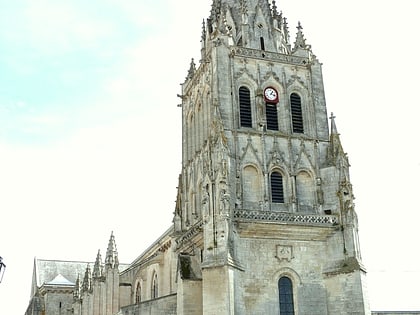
[25,0,371,314]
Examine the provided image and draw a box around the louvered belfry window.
[279,277,295,315]
[239,86,252,127]
[266,103,279,130]
[290,93,304,133]
[270,171,284,203]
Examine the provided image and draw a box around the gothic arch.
[287,84,313,136]
[151,271,158,299]
[273,267,301,315]
[236,75,258,129]
[273,267,302,285]
[269,167,289,206]
[135,281,141,304]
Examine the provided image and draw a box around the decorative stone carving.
[275,245,293,262]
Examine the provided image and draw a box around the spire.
[73,274,81,300]
[293,22,309,50]
[328,113,346,166]
[330,112,338,135]
[186,58,196,81]
[201,19,206,42]
[81,264,92,293]
[208,0,222,34]
[105,232,119,269]
[92,249,103,279]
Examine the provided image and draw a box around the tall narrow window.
[279,277,295,315]
[290,93,304,133]
[239,87,252,127]
[271,171,284,203]
[260,37,265,51]
[266,103,279,130]
[135,282,141,304]
[152,273,158,299]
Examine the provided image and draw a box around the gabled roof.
[46,273,74,286]
[34,258,90,288]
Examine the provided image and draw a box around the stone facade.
[25,0,373,314]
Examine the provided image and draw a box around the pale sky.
[0,0,419,313]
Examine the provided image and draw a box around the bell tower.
[173,0,370,314]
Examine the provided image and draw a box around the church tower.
[173,0,370,314]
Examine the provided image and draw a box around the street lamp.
[0,257,5,283]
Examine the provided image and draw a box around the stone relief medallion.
[275,245,293,262]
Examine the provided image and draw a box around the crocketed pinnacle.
[105,231,119,269]
[82,264,92,293]
[328,113,346,165]
[92,249,103,278]
[186,58,196,80]
[293,22,309,51]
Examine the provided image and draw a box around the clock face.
[264,87,278,102]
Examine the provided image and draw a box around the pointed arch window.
[266,103,279,130]
[278,276,295,314]
[135,282,141,304]
[152,273,158,299]
[270,171,284,203]
[290,93,304,133]
[239,86,252,128]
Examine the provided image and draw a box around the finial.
[297,21,303,31]
[201,19,206,42]
[329,112,338,134]
[82,264,92,292]
[293,21,309,51]
[186,58,196,80]
[105,232,119,269]
[272,1,279,17]
[93,249,103,278]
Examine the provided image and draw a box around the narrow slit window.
[290,93,304,133]
[136,283,141,304]
[152,273,158,299]
[271,171,284,203]
[279,277,295,315]
[266,103,279,131]
[239,86,252,127]
[260,37,265,51]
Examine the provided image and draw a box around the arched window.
[278,276,295,314]
[152,273,158,299]
[270,171,284,203]
[266,103,279,130]
[290,93,304,133]
[239,86,252,127]
[135,282,141,304]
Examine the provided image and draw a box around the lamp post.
[0,257,5,283]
